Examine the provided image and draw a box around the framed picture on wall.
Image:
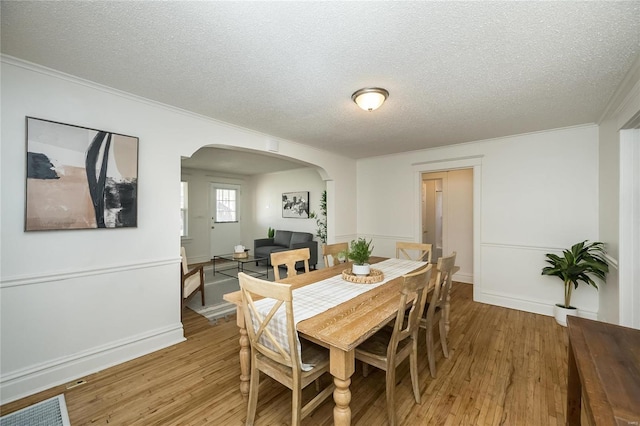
[25,117,139,231]
[282,191,310,218]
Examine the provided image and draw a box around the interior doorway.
[420,169,474,283]
[422,177,443,261]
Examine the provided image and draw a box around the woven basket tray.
[233,252,248,259]
[341,268,384,284]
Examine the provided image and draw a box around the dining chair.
[395,241,433,263]
[355,264,433,426]
[271,247,310,281]
[180,247,205,318]
[420,251,457,378]
[238,272,334,426]
[322,242,348,267]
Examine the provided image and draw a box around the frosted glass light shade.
[351,87,389,111]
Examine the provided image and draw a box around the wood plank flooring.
[0,282,569,425]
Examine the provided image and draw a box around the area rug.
[187,263,271,323]
[0,394,71,426]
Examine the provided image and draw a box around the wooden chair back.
[396,241,433,263]
[239,272,334,425]
[388,264,433,358]
[239,272,300,369]
[322,242,348,267]
[425,252,456,324]
[271,248,310,281]
[422,251,457,378]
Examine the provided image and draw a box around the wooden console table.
[566,316,640,425]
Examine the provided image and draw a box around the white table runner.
[250,258,427,369]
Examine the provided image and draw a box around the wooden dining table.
[223,256,433,425]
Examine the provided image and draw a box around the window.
[215,188,238,223]
[180,181,188,237]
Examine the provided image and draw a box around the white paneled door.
[210,183,242,256]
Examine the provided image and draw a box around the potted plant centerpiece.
[541,240,608,326]
[346,238,374,276]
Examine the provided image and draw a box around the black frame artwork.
[25,117,139,231]
[282,191,310,218]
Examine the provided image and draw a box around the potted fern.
[541,240,608,326]
[346,238,374,276]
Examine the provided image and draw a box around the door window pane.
[216,188,237,223]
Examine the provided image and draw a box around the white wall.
[598,55,640,325]
[357,125,601,318]
[0,57,357,403]
[248,168,326,241]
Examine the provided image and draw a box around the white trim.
[0,324,185,405]
[604,254,619,270]
[619,129,640,328]
[476,290,598,321]
[481,242,570,252]
[0,258,178,288]
[452,272,473,284]
[616,79,640,130]
[599,54,640,124]
[333,233,358,243]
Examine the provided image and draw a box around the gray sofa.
[254,230,317,270]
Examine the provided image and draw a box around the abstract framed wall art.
[282,191,309,218]
[25,117,139,231]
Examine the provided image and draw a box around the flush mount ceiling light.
[351,87,389,112]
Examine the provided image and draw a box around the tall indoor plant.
[309,190,327,244]
[541,240,608,326]
[346,237,373,275]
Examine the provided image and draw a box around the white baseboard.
[0,324,185,405]
[452,271,473,284]
[476,290,597,320]
[189,255,212,265]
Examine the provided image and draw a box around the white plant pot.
[352,263,371,276]
[554,304,577,327]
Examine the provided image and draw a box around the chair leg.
[439,318,449,358]
[200,285,205,306]
[246,358,260,426]
[426,326,436,378]
[291,377,302,426]
[385,367,397,426]
[362,362,370,377]
[410,337,421,404]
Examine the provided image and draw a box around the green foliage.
[267,227,275,239]
[309,190,327,244]
[541,240,609,308]
[346,238,374,265]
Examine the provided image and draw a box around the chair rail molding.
[0,257,178,288]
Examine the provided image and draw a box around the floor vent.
[0,394,71,426]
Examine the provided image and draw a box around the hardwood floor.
[0,283,569,425]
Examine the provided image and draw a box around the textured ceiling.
[2,1,639,163]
